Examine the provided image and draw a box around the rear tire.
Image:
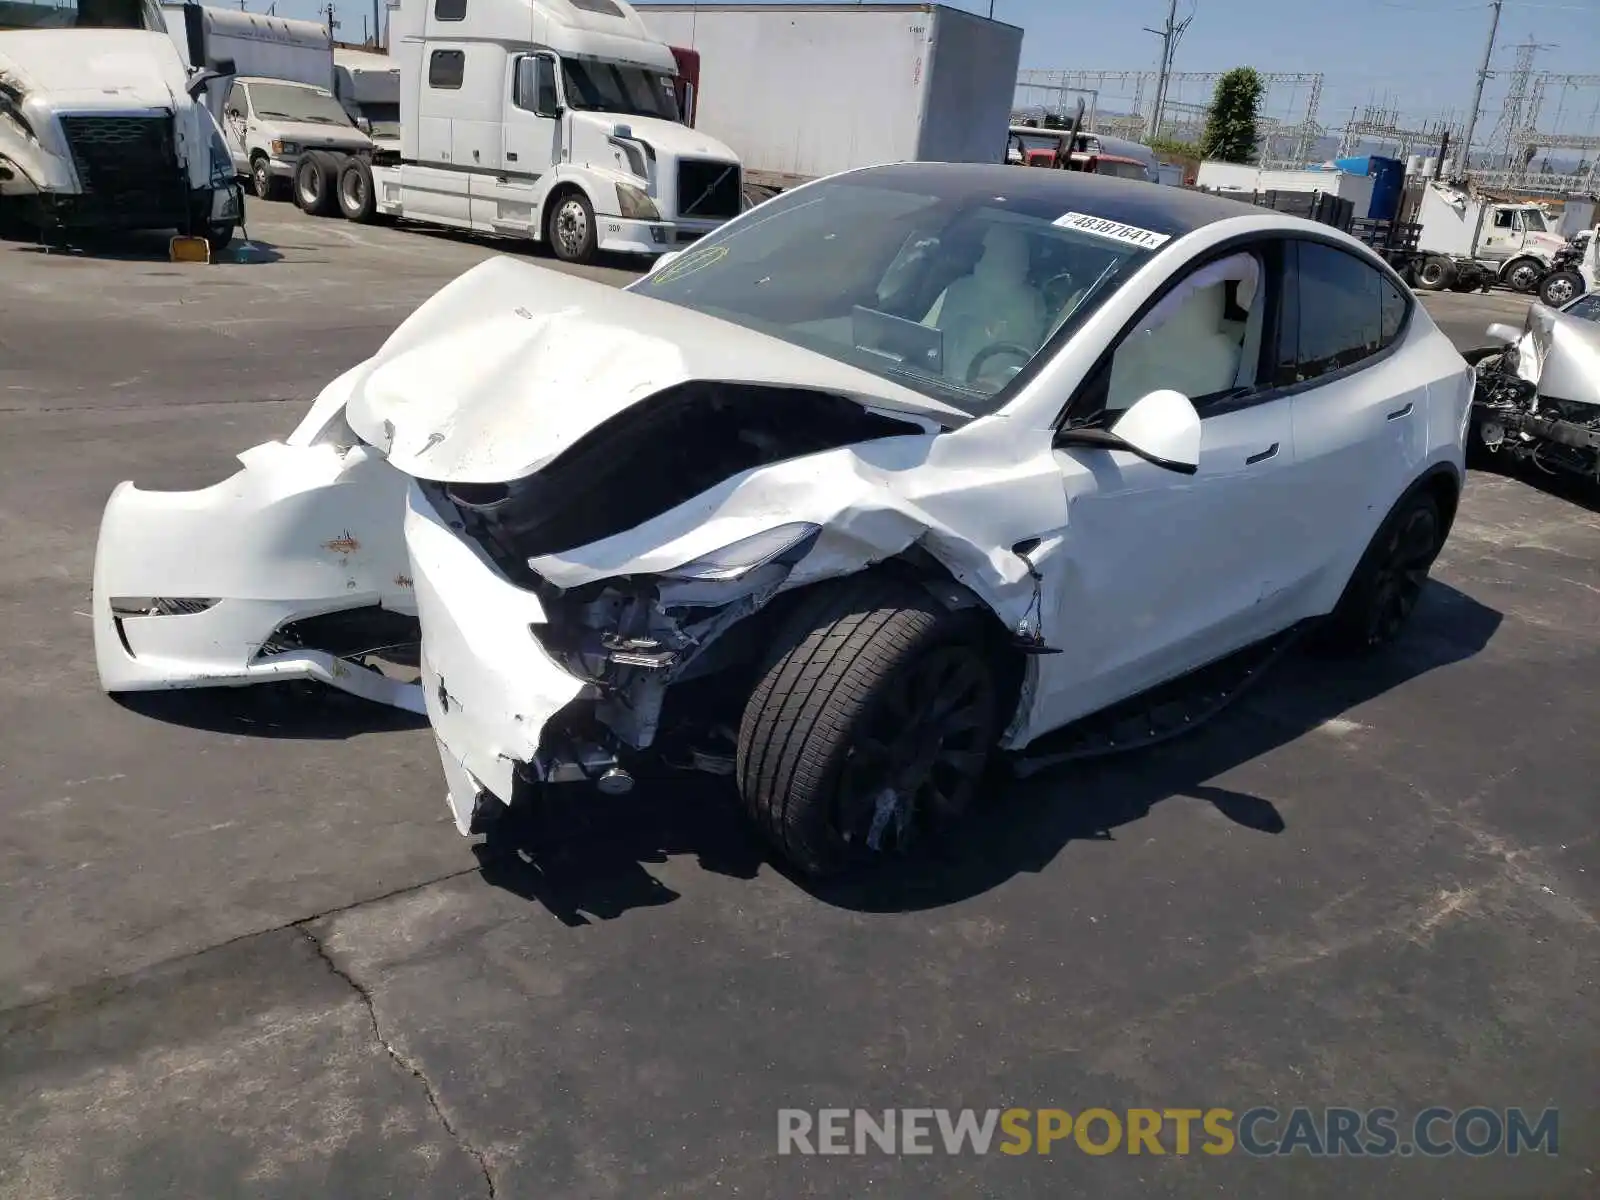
[1312,489,1445,656]
[1415,255,1455,291]
[736,575,1005,877]
[336,157,378,223]
[294,151,341,217]
[1538,269,1584,308]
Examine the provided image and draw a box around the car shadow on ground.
[471,580,1504,924]
[113,683,427,738]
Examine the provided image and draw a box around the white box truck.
[164,4,377,201]
[283,0,742,263]
[635,2,1023,199]
[0,0,242,249]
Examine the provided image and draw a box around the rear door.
[1278,238,1428,601]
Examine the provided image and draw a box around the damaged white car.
[93,164,1473,875]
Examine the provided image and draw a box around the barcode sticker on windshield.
[1053,212,1171,249]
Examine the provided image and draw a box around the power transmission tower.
[1145,0,1193,142]
[1459,0,1501,172]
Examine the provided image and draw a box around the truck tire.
[1538,269,1584,308]
[736,574,1005,877]
[545,188,597,263]
[207,222,236,254]
[1502,256,1544,294]
[294,151,341,217]
[250,153,283,201]
[336,157,378,223]
[1415,255,1455,291]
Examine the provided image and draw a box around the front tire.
[1502,256,1544,294]
[545,189,597,263]
[1538,269,1584,308]
[736,576,1004,877]
[1313,489,1445,656]
[250,155,282,201]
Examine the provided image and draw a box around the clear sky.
[259,0,1600,144]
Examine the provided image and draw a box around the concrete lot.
[1,204,1595,1199]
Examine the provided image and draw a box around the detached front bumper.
[92,440,421,709]
[405,484,593,834]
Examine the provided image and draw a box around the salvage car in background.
[92,165,1473,876]
[1469,291,1600,487]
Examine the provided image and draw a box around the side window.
[512,56,560,114]
[1282,241,1385,383]
[1097,247,1271,417]
[428,49,465,89]
[434,0,465,17]
[1379,275,1408,346]
[1492,209,1514,229]
[224,81,246,117]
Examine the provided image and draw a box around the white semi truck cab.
[293,0,742,262]
[0,0,242,247]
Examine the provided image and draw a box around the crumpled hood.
[1512,302,1600,409]
[0,30,185,105]
[343,256,966,484]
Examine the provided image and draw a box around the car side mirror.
[1483,322,1521,346]
[1055,389,1202,475]
[187,58,236,99]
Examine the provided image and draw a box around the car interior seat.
[923,224,1047,384]
[1105,282,1245,412]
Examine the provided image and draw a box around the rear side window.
[434,0,465,18]
[429,49,465,89]
[1274,241,1403,385]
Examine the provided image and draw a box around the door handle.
[1245,442,1279,465]
[1386,401,1414,421]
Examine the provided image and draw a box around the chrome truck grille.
[58,114,186,222]
[676,157,742,220]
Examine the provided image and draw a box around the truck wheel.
[1538,269,1584,308]
[1415,255,1455,291]
[250,154,283,201]
[336,157,378,223]
[545,189,596,263]
[294,151,341,217]
[1502,256,1543,294]
[736,575,1006,878]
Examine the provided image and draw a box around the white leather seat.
[1105,282,1243,412]
[928,225,1046,384]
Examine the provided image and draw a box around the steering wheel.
[966,342,1034,385]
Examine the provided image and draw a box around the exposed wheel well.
[249,150,268,163]
[1415,464,1462,542]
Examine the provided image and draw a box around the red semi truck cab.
[669,45,700,127]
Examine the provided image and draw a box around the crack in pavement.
[296,923,498,1200]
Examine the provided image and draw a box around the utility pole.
[1459,0,1502,173]
[1144,0,1193,142]
[373,0,382,46]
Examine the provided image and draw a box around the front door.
[1025,241,1305,734]
[503,53,562,185]
[222,81,250,174]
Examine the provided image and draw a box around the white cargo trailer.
[635,2,1023,196]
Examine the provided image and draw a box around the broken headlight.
[657,522,822,582]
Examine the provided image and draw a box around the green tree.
[1199,67,1264,163]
